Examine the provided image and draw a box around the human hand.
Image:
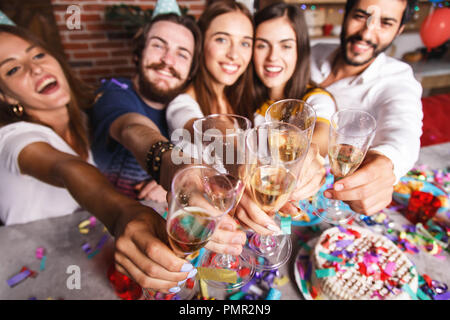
[323,151,396,215]
[113,206,197,293]
[290,143,326,201]
[234,190,282,236]
[135,179,168,202]
[204,214,247,256]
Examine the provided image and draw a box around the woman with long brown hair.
[249,2,336,157]
[165,0,254,138]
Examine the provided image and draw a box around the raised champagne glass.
[246,121,309,270]
[265,99,316,221]
[193,114,256,289]
[142,165,236,300]
[314,109,377,224]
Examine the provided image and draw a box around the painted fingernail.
[180,263,194,272]
[169,286,181,293]
[187,268,198,279]
[232,235,245,244]
[177,279,187,286]
[265,224,281,233]
[324,191,332,198]
[334,184,343,191]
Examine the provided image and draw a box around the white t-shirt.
[0,122,95,225]
[166,93,204,159]
[310,43,423,181]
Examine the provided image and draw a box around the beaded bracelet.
[146,141,175,184]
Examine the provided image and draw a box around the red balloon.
[420,8,450,50]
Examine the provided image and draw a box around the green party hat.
[152,0,182,19]
[0,10,15,26]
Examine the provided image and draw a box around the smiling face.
[0,32,71,114]
[341,0,406,67]
[203,11,253,89]
[253,16,297,99]
[139,20,195,103]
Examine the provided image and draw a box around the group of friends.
[0,0,423,294]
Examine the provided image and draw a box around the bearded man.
[89,13,201,201]
[310,0,423,215]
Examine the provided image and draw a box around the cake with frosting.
[311,225,418,300]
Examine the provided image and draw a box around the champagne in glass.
[246,121,308,271]
[194,114,256,289]
[329,144,365,178]
[265,99,316,220]
[314,109,377,225]
[250,166,296,215]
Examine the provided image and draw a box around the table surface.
[1,143,449,300]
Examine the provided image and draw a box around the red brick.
[91,42,126,49]
[62,42,89,50]
[79,68,112,76]
[68,33,107,41]
[95,59,129,66]
[85,23,123,31]
[73,51,109,59]
[80,13,103,22]
[111,49,132,57]
[113,67,136,74]
[82,4,107,12]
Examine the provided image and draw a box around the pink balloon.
[420,8,450,50]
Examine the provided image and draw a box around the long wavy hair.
[239,2,311,122]
[193,0,254,116]
[0,25,93,160]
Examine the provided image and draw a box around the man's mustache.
[145,62,182,80]
[346,35,377,50]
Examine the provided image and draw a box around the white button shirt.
[310,43,423,181]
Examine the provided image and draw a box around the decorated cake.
[311,225,419,300]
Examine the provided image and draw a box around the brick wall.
[51,0,206,86]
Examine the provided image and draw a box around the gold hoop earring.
[12,104,24,117]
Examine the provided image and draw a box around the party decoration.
[152,0,181,19]
[420,8,450,50]
[0,11,15,26]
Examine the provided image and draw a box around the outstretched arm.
[18,141,194,292]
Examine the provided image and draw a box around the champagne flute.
[265,99,316,221]
[193,114,256,290]
[314,109,377,224]
[246,121,309,270]
[142,165,236,300]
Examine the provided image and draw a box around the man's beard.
[137,61,187,104]
[340,28,394,66]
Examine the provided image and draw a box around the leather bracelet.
[146,141,175,184]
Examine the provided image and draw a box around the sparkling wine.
[268,130,307,162]
[250,166,296,216]
[329,144,364,178]
[167,207,215,257]
[224,174,245,218]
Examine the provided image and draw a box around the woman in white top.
[0,25,246,294]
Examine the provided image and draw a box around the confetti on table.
[7,269,31,287]
[39,256,47,271]
[197,267,237,283]
[315,268,336,278]
[36,247,45,260]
